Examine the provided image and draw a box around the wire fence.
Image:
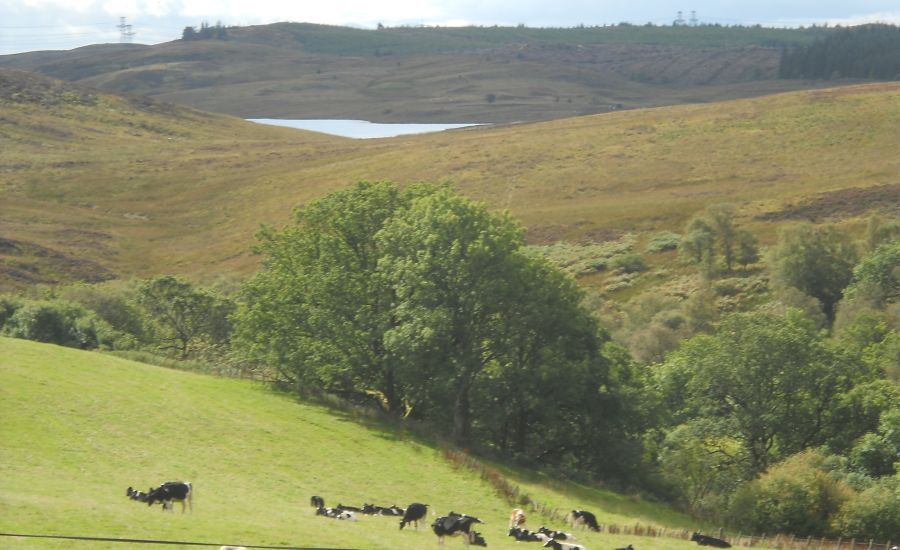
[0,533,360,549]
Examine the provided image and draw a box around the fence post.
[865,540,872,550]
[805,536,812,549]
[836,537,842,550]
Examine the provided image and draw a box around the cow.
[126,487,149,502]
[536,526,576,541]
[508,527,545,542]
[542,539,585,550]
[364,503,405,516]
[691,532,731,548]
[336,503,363,513]
[432,514,486,548]
[310,495,324,509]
[316,506,357,521]
[400,502,428,530]
[146,481,192,513]
[614,546,635,550]
[509,508,526,529]
[568,510,600,532]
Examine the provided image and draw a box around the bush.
[831,475,900,541]
[727,450,854,537]
[2,299,129,350]
[0,295,23,330]
[646,231,681,252]
[4,300,95,348]
[611,253,647,273]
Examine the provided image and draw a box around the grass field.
[0,336,764,550]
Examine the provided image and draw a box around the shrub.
[727,450,854,537]
[2,299,128,350]
[831,475,900,541]
[646,231,681,252]
[611,253,647,273]
[0,295,23,330]
[4,300,94,348]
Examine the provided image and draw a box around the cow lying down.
[316,506,358,521]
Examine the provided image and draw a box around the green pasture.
[0,337,762,549]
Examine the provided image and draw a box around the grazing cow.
[310,495,324,509]
[691,532,731,548]
[536,526,576,541]
[508,527,545,542]
[126,487,149,502]
[400,502,428,530]
[509,508,526,529]
[146,481,192,513]
[431,514,486,548]
[568,510,600,532]
[316,506,357,521]
[542,539,585,550]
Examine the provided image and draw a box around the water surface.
[248,118,483,139]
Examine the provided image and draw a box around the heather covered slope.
[2,68,898,291]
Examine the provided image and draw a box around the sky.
[2,0,900,56]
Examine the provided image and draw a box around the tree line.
[779,24,900,80]
[1,181,897,541]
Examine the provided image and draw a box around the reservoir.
[248,118,482,139]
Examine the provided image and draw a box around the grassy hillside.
[0,23,839,123]
[2,69,898,293]
[0,336,727,549]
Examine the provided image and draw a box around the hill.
[0,336,713,549]
[2,68,898,292]
[0,22,841,123]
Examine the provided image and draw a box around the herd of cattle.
[124,481,732,549]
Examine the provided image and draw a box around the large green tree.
[235,182,616,451]
[235,181,411,411]
[656,310,860,476]
[377,185,528,445]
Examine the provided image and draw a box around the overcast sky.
[2,0,899,56]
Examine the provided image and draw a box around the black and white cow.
[316,506,358,521]
[126,486,149,502]
[399,502,429,530]
[336,503,363,513]
[568,510,600,532]
[542,539,585,550]
[536,526,576,541]
[363,503,405,516]
[310,495,324,509]
[146,481,193,513]
[507,527,545,542]
[690,532,731,548]
[432,514,486,548]
[614,545,634,550]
